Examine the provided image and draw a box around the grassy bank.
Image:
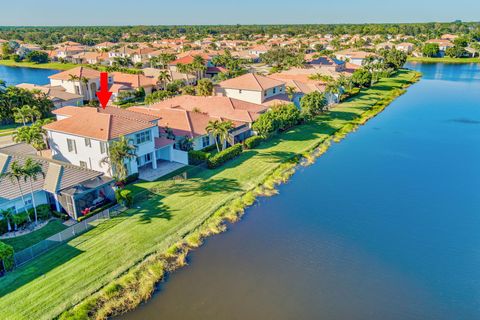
[0,124,20,137]
[0,60,78,70]
[0,69,420,320]
[408,56,480,64]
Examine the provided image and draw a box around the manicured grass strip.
[0,60,78,70]
[2,220,67,252]
[407,56,480,64]
[0,70,420,320]
[0,124,20,136]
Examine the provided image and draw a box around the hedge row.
[207,144,243,169]
[244,136,263,149]
[188,150,209,165]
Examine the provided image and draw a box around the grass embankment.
[0,69,421,320]
[2,220,67,252]
[0,124,20,137]
[0,60,78,70]
[407,56,480,64]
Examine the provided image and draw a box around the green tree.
[446,46,467,58]
[1,161,31,222]
[0,209,13,232]
[423,43,440,57]
[157,70,172,89]
[206,120,222,152]
[23,158,44,224]
[351,68,373,88]
[13,120,51,150]
[196,78,213,96]
[100,136,137,181]
[13,105,41,126]
[300,91,328,119]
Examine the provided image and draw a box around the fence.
[13,206,122,268]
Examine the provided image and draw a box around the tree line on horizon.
[0,22,479,46]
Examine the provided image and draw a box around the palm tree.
[1,161,30,222]
[0,209,13,232]
[192,55,207,78]
[23,158,44,224]
[13,122,48,151]
[218,121,234,150]
[157,71,172,89]
[100,136,137,181]
[176,63,192,84]
[286,86,296,101]
[206,120,222,152]
[13,105,40,126]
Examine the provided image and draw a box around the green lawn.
[408,56,480,64]
[0,124,20,137]
[0,60,78,70]
[2,220,67,252]
[0,70,419,320]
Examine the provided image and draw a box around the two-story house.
[215,73,290,107]
[43,106,161,178]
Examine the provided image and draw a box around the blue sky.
[0,0,478,26]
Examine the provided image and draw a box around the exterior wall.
[262,84,286,102]
[50,77,112,101]
[48,131,111,176]
[0,191,48,215]
[156,145,173,161]
[171,149,189,165]
[217,88,263,104]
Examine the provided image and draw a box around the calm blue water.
[0,65,59,86]
[122,63,480,320]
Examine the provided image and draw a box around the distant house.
[48,67,108,101]
[335,50,376,66]
[0,143,114,220]
[130,95,268,148]
[307,56,346,72]
[215,73,289,107]
[396,42,414,53]
[425,39,454,57]
[16,83,83,108]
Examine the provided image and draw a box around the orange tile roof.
[46,106,157,141]
[111,72,157,89]
[217,73,285,91]
[49,66,101,81]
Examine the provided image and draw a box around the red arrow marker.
[96,72,112,109]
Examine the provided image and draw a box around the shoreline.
[0,70,421,320]
[407,57,480,64]
[0,60,77,70]
[59,70,421,319]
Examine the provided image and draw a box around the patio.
[138,160,186,182]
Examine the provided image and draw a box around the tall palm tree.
[13,105,40,126]
[100,136,137,182]
[157,71,172,89]
[1,161,31,222]
[206,120,221,152]
[176,63,192,84]
[23,158,44,224]
[13,122,48,151]
[0,209,13,232]
[192,55,207,78]
[218,121,234,150]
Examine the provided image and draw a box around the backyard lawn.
[0,70,419,320]
[407,56,480,64]
[2,220,67,252]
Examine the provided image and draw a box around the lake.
[121,63,480,320]
[0,65,59,86]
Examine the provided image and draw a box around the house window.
[135,130,152,144]
[85,138,92,147]
[24,197,33,208]
[273,87,276,94]
[79,161,87,168]
[100,142,107,154]
[239,89,242,94]
[144,153,152,163]
[202,136,210,148]
[67,139,77,154]
[279,87,283,92]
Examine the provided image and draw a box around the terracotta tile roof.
[49,66,101,81]
[217,73,285,91]
[46,106,157,141]
[154,136,175,148]
[129,95,265,138]
[169,53,211,66]
[111,72,157,89]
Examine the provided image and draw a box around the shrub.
[0,241,14,272]
[207,144,243,169]
[252,104,302,136]
[188,150,208,165]
[244,136,263,149]
[11,211,28,228]
[52,211,70,221]
[202,144,218,153]
[123,173,139,185]
[28,204,52,221]
[115,189,133,208]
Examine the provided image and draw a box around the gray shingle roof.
[0,143,107,202]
